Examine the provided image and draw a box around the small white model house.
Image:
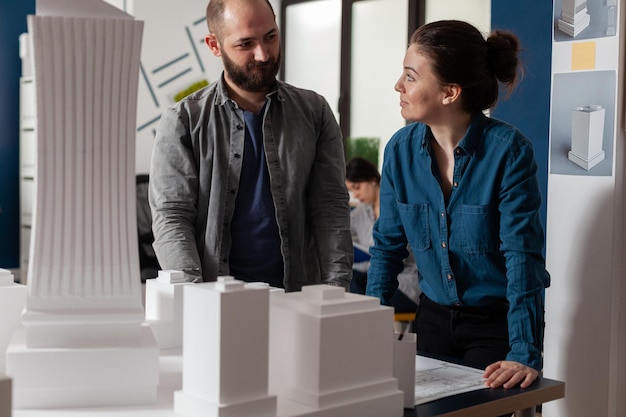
[0,270,26,376]
[174,276,277,417]
[5,0,158,409]
[269,285,404,417]
[568,105,606,170]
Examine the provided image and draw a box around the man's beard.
[222,49,281,92]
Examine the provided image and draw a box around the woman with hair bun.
[366,20,550,390]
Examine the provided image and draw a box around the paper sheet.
[414,355,487,406]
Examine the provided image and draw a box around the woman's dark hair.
[409,20,523,113]
[346,157,380,184]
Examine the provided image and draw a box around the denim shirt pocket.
[460,202,499,254]
[397,202,430,252]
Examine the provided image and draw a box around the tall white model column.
[5,0,158,409]
[269,285,403,417]
[174,276,277,417]
[568,105,606,170]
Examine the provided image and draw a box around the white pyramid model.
[269,285,404,417]
[5,0,158,408]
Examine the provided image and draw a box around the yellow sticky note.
[571,42,596,70]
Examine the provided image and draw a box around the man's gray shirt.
[149,75,353,291]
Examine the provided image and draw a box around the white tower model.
[269,285,404,417]
[568,105,606,170]
[5,0,158,409]
[557,0,591,37]
[175,276,277,417]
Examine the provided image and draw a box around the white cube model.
[145,270,192,349]
[568,105,606,170]
[175,276,277,417]
[269,285,404,417]
[0,376,10,417]
[0,270,26,376]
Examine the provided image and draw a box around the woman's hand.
[483,360,539,389]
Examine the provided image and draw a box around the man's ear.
[205,34,222,57]
[442,83,462,105]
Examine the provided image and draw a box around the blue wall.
[491,1,553,232]
[0,1,35,269]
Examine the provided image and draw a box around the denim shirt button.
[453,181,458,187]
[441,242,447,248]
[447,273,453,280]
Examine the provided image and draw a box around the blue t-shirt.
[229,107,284,288]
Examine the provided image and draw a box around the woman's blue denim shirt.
[149,75,353,291]
[366,113,550,370]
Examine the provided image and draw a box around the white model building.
[568,105,606,170]
[557,0,591,37]
[175,276,277,417]
[145,270,191,349]
[5,0,158,409]
[269,285,404,417]
[0,270,26,376]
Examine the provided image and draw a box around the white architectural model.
[568,105,606,170]
[557,0,591,37]
[269,285,404,417]
[5,0,158,408]
[175,276,277,417]
[0,270,26,376]
[145,270,191,349]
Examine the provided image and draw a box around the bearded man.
[149,0,353,290]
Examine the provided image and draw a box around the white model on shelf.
[5,0,158,409]
[568,104,606,170]
[145,270,192,350]
[557,0,591,37]
[0,270,26,376]
[269,285,404,417]
[175,276,277,417]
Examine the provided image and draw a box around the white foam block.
[7,325,159,409]
[175,278,276,417]
[269,285,403,416]
[145,277,191,349]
